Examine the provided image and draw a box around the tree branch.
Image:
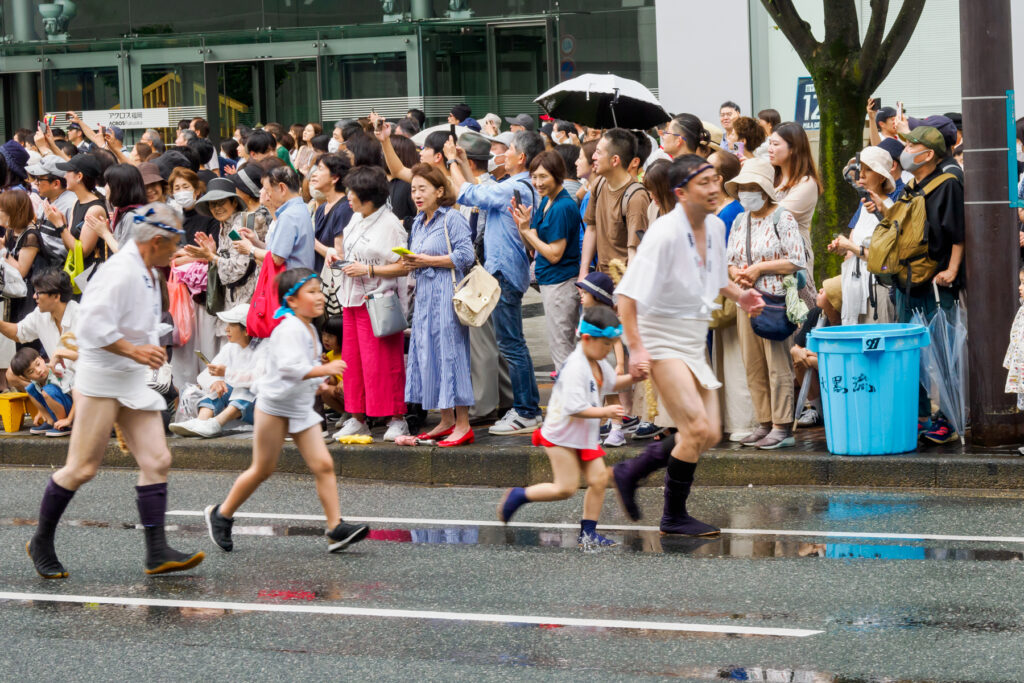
[760,0,820,64]
[866,0,927,89]
[822,0,861,51]
[859,0,889,64]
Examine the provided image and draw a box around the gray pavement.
[3,468,1024,681]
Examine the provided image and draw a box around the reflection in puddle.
[3,517,1022,561]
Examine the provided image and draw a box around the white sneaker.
[169,418,203,437]
[729,431,753,443]
[797,405,821,427]
[191,419,223,438]
[488,409,542,435]
[333,417,371,440]
[383,418,410,442]
[603,428,626,448]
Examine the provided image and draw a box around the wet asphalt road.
[2,467,1024,682]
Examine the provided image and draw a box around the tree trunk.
[810,78,870,283]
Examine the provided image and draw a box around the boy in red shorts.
[497,306,646,548]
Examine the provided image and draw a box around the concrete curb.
[2,434,1023,489]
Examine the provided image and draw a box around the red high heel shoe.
[416,426,454,440]
[438,430,475,448]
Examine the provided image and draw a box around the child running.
[497,306,646,549]
[204,268,370,553]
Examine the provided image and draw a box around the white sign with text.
[79,108,170,129]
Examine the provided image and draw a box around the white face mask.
[328,138,341,154]
[173,190,196,210]
[310,188,326,201]
[1017,140,1023,163]
[488,156,502,174]
[738,190,766,212]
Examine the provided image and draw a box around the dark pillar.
[204,61,221,145]
[959,0,1024,445]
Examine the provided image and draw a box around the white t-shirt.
[197,340,263,403]
[615,204,728,320]
[540,345,617,450]
[255,314,322,416]
[17,299,79,359]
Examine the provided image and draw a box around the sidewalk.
[3,423,1023,489]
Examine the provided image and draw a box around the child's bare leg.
[292,424,341,528]
[525,445,581,501]
[197,407,215,420]
[220,409,286,518]
[42,393,68,421]
[580,458,610,521]
[213,405,241,426]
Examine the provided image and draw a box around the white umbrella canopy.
[534,73,669,130]
[411,124,473,147]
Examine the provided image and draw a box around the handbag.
[366,290,408,337]
[320,259,343,317]
[744,213,796,341]
[246,252,287,338]
[167,271,195,346]
[206,260,226,314]
[442,213,500,327]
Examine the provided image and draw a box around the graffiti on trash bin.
[828,374,877,395]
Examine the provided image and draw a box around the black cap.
[56,154,102,178]
[875,107,897,124]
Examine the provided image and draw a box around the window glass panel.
[46,67,120,111]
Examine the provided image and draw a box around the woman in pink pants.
[328,166,411,441]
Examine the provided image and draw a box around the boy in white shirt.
[169,304,260,438]
[497,306,646,549]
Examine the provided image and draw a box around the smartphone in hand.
[195,350,212,365]
[513,189,522,206]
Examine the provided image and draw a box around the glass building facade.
[0,0,657,141]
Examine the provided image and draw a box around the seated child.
[11,347,74,438]
[315,316,345,422]
[169,304,260,438]
[497,305,646,549]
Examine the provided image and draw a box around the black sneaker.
[632,421,666,439]
[326,521,369,553]
[621,415,641,434]
[204,504,234,552]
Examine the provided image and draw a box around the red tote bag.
[246,253,287,338]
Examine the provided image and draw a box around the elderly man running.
[613,155,764,535]
[27,203,205,578]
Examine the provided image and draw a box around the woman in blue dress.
[399,164,476,447]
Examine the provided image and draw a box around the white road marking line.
[166,511,1024,544]
[0,591,821,637]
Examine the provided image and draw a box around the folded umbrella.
[412,124,472,147]
[534,73,669,130]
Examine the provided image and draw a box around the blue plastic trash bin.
[806,324,930,455]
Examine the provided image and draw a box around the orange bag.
[167,271,195,346]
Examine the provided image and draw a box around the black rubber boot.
[659,458,720,536]
[26,536,68,579]
[612,436,673,521]
[143,525,205,575]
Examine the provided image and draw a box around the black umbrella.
[534,73,669,130]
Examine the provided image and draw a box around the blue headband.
[132,207,185,236]
[579,320,623,339]
[273,273,320,319]
[672,163,714,190]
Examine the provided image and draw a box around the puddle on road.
[3,517,1021,561]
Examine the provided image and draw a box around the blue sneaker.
[29,423,53,435]
[923,416,958,445]
[917,417,933,436]
[577,530,618,550]
[632,421,666,440]
[600,421,611,437]
[621,415,640,434]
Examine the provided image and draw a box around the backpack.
[592,177,650,241]
[866,173,955,291]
